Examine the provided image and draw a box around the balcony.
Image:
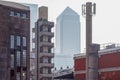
[39,63,54,68]
[41,21,54,28]
[39,32,54,37]
[39,73,52,78]
[39,42,54,47]
[39,52,54,58]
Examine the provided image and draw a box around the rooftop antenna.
[82,2,96,17]
[93,3,96,14]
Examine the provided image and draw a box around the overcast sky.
[4,0,120,52]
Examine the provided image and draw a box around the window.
[40,36,43,42]
[17,13,20,17]
[43,46,48,52]
[40,27,43,31]
[43,36,48,42]
[48,38,51,42]
[43,57,48,63]
[0,69,6,79]
[32,43,35,48]
[16,51,20,66]
[23,37,26,46]
[10,35,14,48]
[51,27,54,32]
[48,27,51,32]
[10,49,15,54]
[17,36,20,46]
[51,48,54,53]
[23,72,26,80]
[32,33,35,38]
[43,26,48,32]
[40,47,43,52]
[10,11,14,16]
[48,68,51,74]
[51,58,54,64]
[10,54,14,68]
[43,68,48,74]
[23,50,26,67]
[16,72,20,80]
[22,13,27,18]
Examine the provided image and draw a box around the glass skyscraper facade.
[55,7,81,69]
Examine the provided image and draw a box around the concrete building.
[32,6,54,80]
[0,1,30,80]
[74,44,120,80]
[55,7,80,69]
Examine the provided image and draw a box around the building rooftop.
[53,68,74,79]
[57,6,79,20]
[0,0,29,10]
[74,43,120,58]
[98,43,120,54]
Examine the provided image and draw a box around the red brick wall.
[99,71,120,80]
[74,52,120,80]
[75,74,85,80]
[99,52,120,68]
[74,58,86,71]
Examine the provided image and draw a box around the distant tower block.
[39,6,48,19]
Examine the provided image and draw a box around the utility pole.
[82,2,100,80]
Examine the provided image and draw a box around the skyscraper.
[32,6,54,80]
[0,1,30,80]
[55,7,80,69]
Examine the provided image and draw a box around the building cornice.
[74,47,120,59]
[0,0,29,10]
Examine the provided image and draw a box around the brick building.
[0,1,30,80]
[74,44,120,80]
